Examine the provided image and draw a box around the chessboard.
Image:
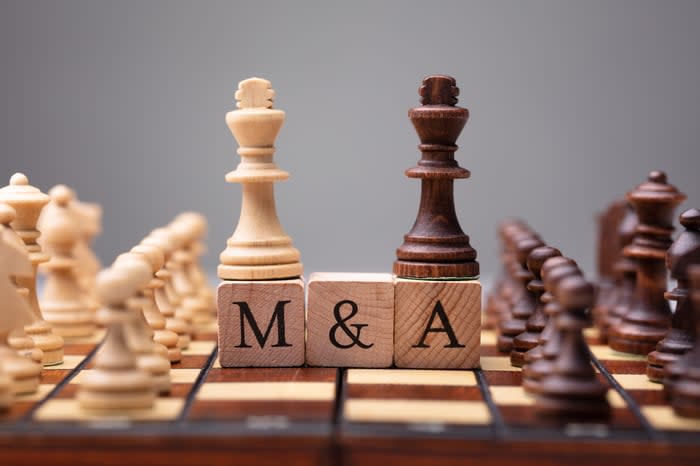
[1,319,699,466]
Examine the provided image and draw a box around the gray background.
[1,0,699,283]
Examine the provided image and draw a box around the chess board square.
[480,356,519,372]
[480,330,497,346]
[43,355,85,370]
[344,399,490,425]
[642,406,700,431]
[197,381,336,401]
[170,368,202,384]
[182,341,216,356]
[614,374,664,391]
[347,369,476,386]
[589,345,647,362]
[490,386,533,406]
[35,398,184,422]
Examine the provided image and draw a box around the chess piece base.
[393,260,478,281]
[24,321,64,366]
[217,262,303,281]
[609,322,666,355]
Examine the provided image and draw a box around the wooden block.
[306,273,393,368]
[217,278,304,367]
[394,278,481,369]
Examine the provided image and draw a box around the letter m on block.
[233,300,293,348]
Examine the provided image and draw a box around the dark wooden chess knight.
[394,75,479,279]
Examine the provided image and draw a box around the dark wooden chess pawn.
[484,219,526,329]
[610,171,686,355]
[511,246,562,367]
[522,261,581,395]
[485,220,530,330]
[670,265,700,418]
[535,274,610,420]
[600,203,638,342]
[592,200,627,333]
[497,234,544,353]
[394,75,479,279]
[648,209,700,382]
[522,257,578,366]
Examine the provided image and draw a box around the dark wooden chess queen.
[394,75,479,279]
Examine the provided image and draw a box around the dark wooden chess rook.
[647,208,700,382]
[394,75,478,279]
[535,274,610,420]
[670,264,700,418]
[510,246,561,367]
[609,171,686,355]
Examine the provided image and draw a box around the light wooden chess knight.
[0,220,43,408]
[0,173,65,366]
[218,77,303,280]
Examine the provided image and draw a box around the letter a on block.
[218,279,304,367]
[394,278,481,369]
[412,301,466,349]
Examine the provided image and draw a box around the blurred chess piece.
[77,264,155,412]
[0,173,64,366]
[0,224,42,396]
[0,204,43,364]
[39,185,96,338]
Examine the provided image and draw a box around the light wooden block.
[306,272,393,367]
[217,278,304,367]
[394,278,481,369]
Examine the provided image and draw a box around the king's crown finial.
[235,77,275,109]
[419,75,459,106]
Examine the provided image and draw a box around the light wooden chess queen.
[218,77,302,280]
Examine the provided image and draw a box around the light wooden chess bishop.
[218,77,303,280]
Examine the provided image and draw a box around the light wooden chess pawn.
[140,235,192,349]
[114,253,171,394]
[77,265,155,412]
[0,204,43,364]
[130,244,182,363]
[0,173,64,366]
[146,228,195,334]
[0,225,42,396]
[169,215,211,324]
[39,185,96,338]
[175,212,216,317]
[218,77,303,280]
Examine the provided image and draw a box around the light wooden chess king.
[218,77,302,280]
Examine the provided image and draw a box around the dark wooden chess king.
[394,75,479,279]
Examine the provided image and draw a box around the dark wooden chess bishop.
[394,75,479,279]
[609,171,686,355]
